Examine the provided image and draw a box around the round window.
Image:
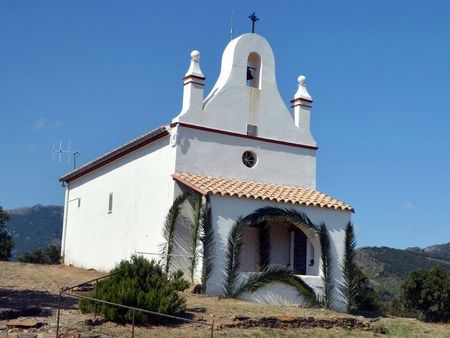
[242,151,257,168]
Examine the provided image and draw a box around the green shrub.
[0,206,13,261]
[19,245,60,264]
[400,268,450,322]
[382,297,417,318]
[44,244,61,263]
[353,267,382,314]
[79,255,188,324]
[170,270,190,292]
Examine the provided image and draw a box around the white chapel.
[60,32,353,309]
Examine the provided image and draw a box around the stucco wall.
[62,136,176,271]
[207,195,351,310]
[174,126,316,189]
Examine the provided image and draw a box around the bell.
[246,67,254,80]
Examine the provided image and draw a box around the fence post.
[56,290,62,338]
[131,309,135,338]
[211,319,214,338]
[94,280,98,318]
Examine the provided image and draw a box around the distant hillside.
[6,204,63,260]
[356,243,450,300]
[405,242,450,261]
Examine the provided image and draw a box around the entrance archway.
[241,207,321,276]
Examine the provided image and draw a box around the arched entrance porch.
[240,209,321,277]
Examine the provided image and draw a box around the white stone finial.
[298,75,306,86]
[185,50,204,78]
[191,50,200,61]
[294,74,312,101]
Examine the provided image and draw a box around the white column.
[180,50,205,116]
[291,75,313,133]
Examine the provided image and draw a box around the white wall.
[206,195,351,310]
[174,126,316,189]
[62,136,176,271]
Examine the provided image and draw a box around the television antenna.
[52,141,80,170]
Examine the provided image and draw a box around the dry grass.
[0,262,449,337]
[0,261,104,293]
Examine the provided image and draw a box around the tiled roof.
[172,172,354,212]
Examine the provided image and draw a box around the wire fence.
[56,274,214,338]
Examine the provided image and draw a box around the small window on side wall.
[246,52,261,88]
[77,198,81,208]
[108,193,113,214]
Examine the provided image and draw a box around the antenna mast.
[230,10,234,41]
[53,141,80,170]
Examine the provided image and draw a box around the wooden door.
[293,229,307,275]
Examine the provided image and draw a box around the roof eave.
[172,172,354,213]
[60,126,169,183]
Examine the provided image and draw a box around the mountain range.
[356,242,450,299]
[6,204,63,260]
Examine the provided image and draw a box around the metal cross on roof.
[249,12,259,33]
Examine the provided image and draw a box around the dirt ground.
[0,261,449,337]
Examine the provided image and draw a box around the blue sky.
[1,1,449,249]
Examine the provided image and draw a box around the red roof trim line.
[170,122,318,150]
[183,79,205,86]
[183,74,206,81]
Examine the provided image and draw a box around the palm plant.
[341,222,359,313]
[233,264,317,305]
[223,218,244,297]
[161,192,189,275]
[200,198,215,293]
[258,222,271,271]
[318,223,334,308]
[188,193,202,282]
[242,206,318,233]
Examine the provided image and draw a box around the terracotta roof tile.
[172,172,354,212]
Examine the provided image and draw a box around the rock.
[6,333,20,338]
[79,334,101,338]
[84,319,94,326]
[233,315,250,321]
[276,316,296,322]
[370,321,389,335]
[6,320,44,329]
[84,319,106,327]
[62,331,80,338]
[18,334,37,338]
[192,284,202,294]
[36,334,55,338]
[223,315,375,331]
[187,307,207,313]
[73,284,93,292]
